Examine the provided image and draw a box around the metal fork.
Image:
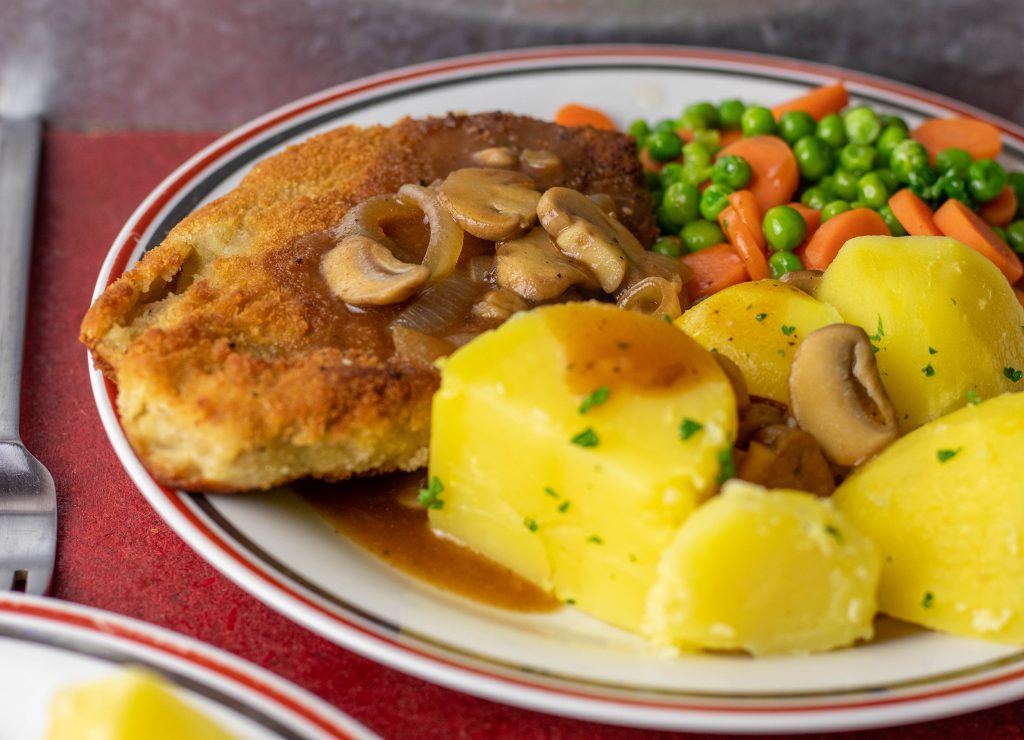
[0,117,56,595]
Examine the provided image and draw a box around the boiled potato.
[428,302,737,632]
[834,392,1024,644]
[816,236,1024,431]
[48,669,237,740]
[676,280,842,405]
[646,481,880,655]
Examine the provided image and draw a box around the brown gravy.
[300,473,560,613]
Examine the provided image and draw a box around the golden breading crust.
[81,113,655,492]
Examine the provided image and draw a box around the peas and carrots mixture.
[558,84,1024,302]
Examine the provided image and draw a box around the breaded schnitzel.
[81,113,658,492]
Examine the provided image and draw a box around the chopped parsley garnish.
[544,486,559,498]
[571,428,600,447]
[558,500,571,513]
[781,324,796,336]
[578,386,610,414]
[922,363,935,377]
[1004,367,1023,383]
[922,591,934,609]
[661,313,673,323]
[928,346,938,355]
[825,524,843,542]
[937,448,961,463]
[777,349,786,358]
[755,312,768,322]
[587,534,604,545]
[564,597,576,605]
[717,447,736,485]
[868,315,885,342]
[966,388,981,405]
[417,476,445,510]
[679,418,703,441]
[523,517,539,532]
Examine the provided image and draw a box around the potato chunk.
[428,302,737,632]
[834,392,1024,644]
[646,481,880,655]
[48,669,237,740]
[816,236,1024,431]
[676,280,842,405]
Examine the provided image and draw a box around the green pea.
[682,141,713,168]
[681,163,713,187]
[718,99,745,129]
[769,250,804,278]
[821,200,851,222]
[762,205,808,251]
[907,167,938,201]
[875,125,909,163]
[838,144,877,175]
[658,181,701,228]
[654,118,678,133]
[967,159,1007,203]
[879,114,909,132]
[652,236,683,258]
[934,147,973,177]
[801,186,832,210]
[700,183,733,221]
[693,128,723,153]
[629,119,649,149]
[831,169,860,201]
[857,173,889,209]
[646,130,683,162]
[741,106,777,137]
[681,102,719,130]
[878,204,907,236]
[816,113,847,148]
[711,155,752,189]
[1006,221,1024,254]
[792,136,834,181]
[843,106,882,145]
[779,110,817,144]
[849,200,867,209]
[1008,173,1024,218]
[681,220,726,252]
[658,162,685,189]
[874,168,899,194]
[937,172,971,205]
[890,140,931,183]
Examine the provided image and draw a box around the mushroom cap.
[321,235,430,306]
[437,167,541,241]
[496,226,598,302]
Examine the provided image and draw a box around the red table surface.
[24,130,1024,739]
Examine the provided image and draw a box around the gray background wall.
[2,0,1022,130]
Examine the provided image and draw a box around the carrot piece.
[715,135,799,211]
[771,83,849,122]
[933,198,1024,283]
[911,117,1002,162]
[682,243,749,301]
[888,189,943,237]
[639,148,664,174]
[720,206,770,281]
[786,202,821,239]
[554,103,618,131]
[726,190,766,250]
[979,186,1019,227]
[802,208,890,270]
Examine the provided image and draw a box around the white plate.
[0,594,374,739]
[89,46,1024,734]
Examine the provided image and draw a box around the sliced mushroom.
[780,269,824,296]
[333,194,419,257]
[712,352,751,413]
[495,226,599,302]
[472,146,518,168]
[616,276,682,320]
[536,187,645,293]
[322,235,429,306]
[471,287,530,321]
[736,424,836,497]
[437,167,541,241]
[789,323,899,465]
[521,149,562,178]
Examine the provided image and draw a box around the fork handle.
[0,118,41,442]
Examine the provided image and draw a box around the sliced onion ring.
[616,276,683,320]
[398,183,464,284]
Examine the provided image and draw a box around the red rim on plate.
[88,46,1024,733]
